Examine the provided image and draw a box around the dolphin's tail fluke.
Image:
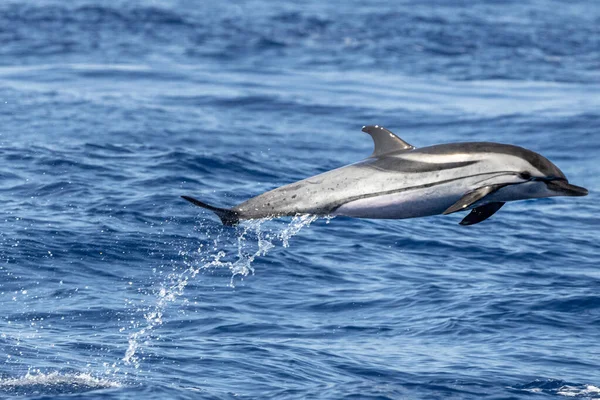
[181,196,240,226]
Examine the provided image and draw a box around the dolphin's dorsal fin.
[362,125,415,157]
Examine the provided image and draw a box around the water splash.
[0,370,121,396]
[516,380,600,399]
[123,214,319,367]
[557,385,600,398]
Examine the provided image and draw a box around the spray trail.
[123,214,319,367]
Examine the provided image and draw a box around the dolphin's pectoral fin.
[443,184,505,215]
[459,202,505,226]
[181,196,239,226]
[362,125,415,157]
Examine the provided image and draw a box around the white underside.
[331,180,552,219]
[333,182,465,219]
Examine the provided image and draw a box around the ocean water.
[1,0,599,398]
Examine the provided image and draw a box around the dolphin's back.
[415,142,565,178]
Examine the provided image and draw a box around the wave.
[0,2,597,82]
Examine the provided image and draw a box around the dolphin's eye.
[520,172,532,180]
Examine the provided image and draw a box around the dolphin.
[182,125,588,226]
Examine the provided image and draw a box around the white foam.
[518,382,600,399]
[0,371,121,390]
[557,385,600,398]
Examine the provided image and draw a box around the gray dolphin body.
[183,126,588,226]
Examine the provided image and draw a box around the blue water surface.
[1,0,599,398]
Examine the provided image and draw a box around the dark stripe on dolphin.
[361,157,479,173]
[327,170,517,213]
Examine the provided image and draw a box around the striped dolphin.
[182,125,588,226]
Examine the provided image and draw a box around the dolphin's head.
[417,142,589,201]
[512,147,588,198]
[475,143,589,200]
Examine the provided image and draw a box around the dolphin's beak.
[546,179,589,196]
